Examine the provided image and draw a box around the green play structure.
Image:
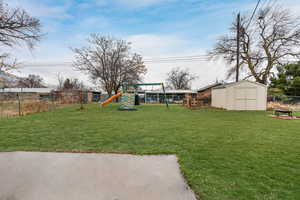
[119,83,169,111]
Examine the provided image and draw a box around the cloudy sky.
[7,0,300,89]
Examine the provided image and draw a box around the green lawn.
[0,104,299,200]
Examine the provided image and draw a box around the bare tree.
[0,53,17,72]
[56,74,85,90]
[209,5,300,84]
[56,73,65,89]
[63,78,85,90]
[72,34,147,96]
[166,67,197,90]
[0,1,42,72]
[17,74,45,88]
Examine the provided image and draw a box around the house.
[144,90,197,104]
[211,80,267,110]
[0,88,54,101]
[182,83,222,108]
[53,89,101,104]
[0,88,101,103]
[197,83,222,104]
[0,88,53,93]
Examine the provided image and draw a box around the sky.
[6,0,300,89]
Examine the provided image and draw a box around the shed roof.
[212,80,267,89]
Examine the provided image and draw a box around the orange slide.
[101,93,122,106]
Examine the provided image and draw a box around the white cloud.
[143,60,227,89]
[127,34,227,88]
[94,0,109,7]
[80,16,109,28]
[127,34,187,57]
[7,0,73,19]
[117,0,165,8]
[9,33,227,89]
[279,0,300,14]
[77,3,93,9]
[94,0,175,9]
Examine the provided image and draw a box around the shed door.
[234,87,257,110]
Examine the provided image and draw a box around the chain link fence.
[267,96,300,111]
[0,89,102,120]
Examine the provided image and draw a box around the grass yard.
[0,104,299,200]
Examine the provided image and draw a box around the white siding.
[256,84,267,110]
[225,86,235,110]
[211,88,226,108]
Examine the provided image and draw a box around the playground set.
[101,83,169,110]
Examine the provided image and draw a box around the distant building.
[52,89,102,104]
[197,83,222,105]
[0,88,53,93]
[0,88,101,103]
[144,90,197,104]
[0,88,54,101]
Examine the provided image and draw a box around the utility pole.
[236,13,240,82]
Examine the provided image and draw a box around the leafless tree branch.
[72,34,147,96]
[166,67,197,89]
[209,5,300,84]
[0,1,42,72]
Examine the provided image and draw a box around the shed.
[211,80,267,110]
[197,83,222,103]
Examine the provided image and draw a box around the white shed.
[211,80,267,110]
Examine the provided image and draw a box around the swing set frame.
[121,83,169,108]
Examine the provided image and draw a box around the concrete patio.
[0,152,197,200]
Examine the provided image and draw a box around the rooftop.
[0,88,54,93]
[145,90,196,94]
[197,83,222,92]
[212,80,267,89]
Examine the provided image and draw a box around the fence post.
[0,88,3,119]
[79,89,84,110]
[17,92,21,116]
[51,92,55,110]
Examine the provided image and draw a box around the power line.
[22,55,210,67]
[144,58,208,62]
[144,59,208,64]
[267,0,278,9]
[259,0,270,10]
[22,60,209,67]
[144,56,209,63]
[263,0,277,9]
[144,55,208,60]
[236,0,263,82]
[22,62,72,67]
[246,0,262,29]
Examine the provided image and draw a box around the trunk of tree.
[114,89,120,102]
[254,76,267,85]
[107,90,112,97]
